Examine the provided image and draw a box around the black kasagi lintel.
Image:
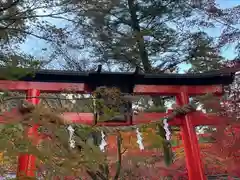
[2,67,235,93]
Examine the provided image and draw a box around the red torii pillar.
[17,89,41,178]
[176,92,205,180]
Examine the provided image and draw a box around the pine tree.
[186,32,223,73]
[60,0,202,72]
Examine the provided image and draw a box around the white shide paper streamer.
[136,128,144,150]
[99,131,107,152]
[163,119,171,140]
[67,125,76,148]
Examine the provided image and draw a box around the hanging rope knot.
[174,104,196,116]
[18,100,35,114]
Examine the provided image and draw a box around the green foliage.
[186,32,224,73]
[0,0,75,73]
[0,52,43,80]
[0,0,29,45]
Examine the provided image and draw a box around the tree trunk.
[127,0,152,73]
[127,0,167,107]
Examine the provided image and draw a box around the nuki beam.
[0,111,228,127]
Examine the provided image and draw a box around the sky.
[19,0,240,70]
[209,0,239,59]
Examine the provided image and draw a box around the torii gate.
[0,68,234,180]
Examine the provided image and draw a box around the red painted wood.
[132,112,181,125]
[17,89,40,178]
[0,110,227,127]
[134,85,223,95]
[0,80,223,95]
[0,80,88,92]
[61,112,94,125]
[176,92,206,180]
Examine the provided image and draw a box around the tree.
[0,0,80,65]
[193,0,240,60]
[57,0,217,73]
[0,0,83,76]
[0,0,74,45]
[50,0,227,110]
[186,32,224,73]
